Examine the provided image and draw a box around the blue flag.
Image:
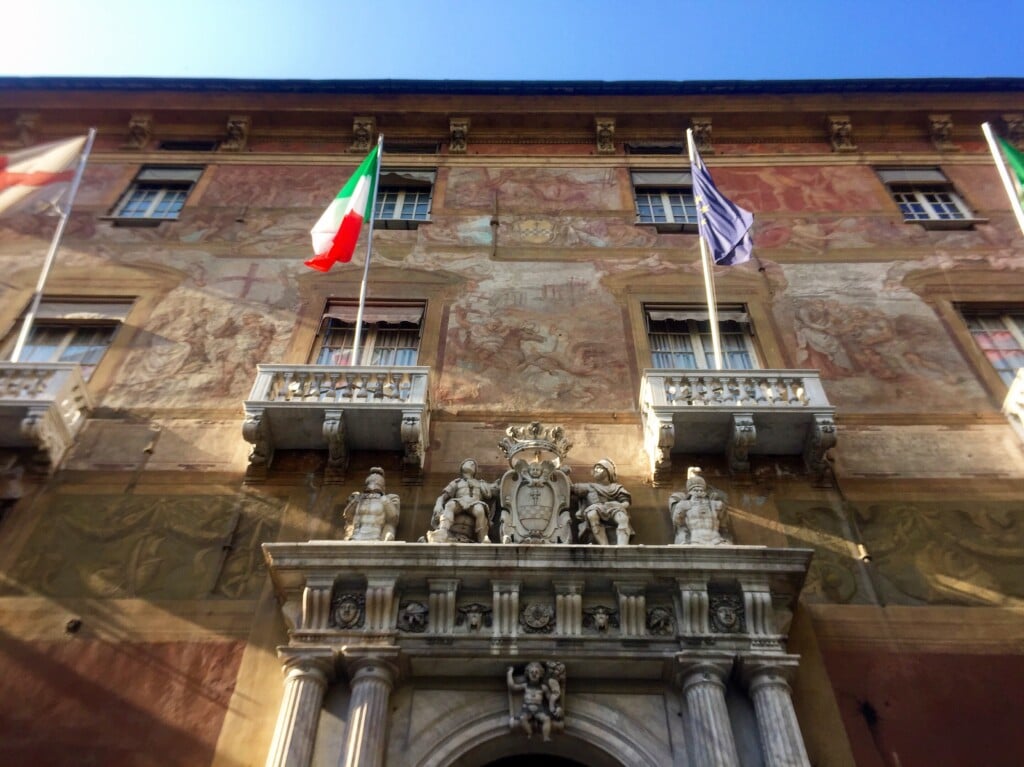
[691,145,754,266]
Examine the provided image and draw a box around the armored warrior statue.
[507,661,566,741]
[571,458,633,546]
[669,466,730,545]
[427,459,497,542]
[341,467,400,541]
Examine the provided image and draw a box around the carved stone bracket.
[352,116,376,152]
[691,117,713,154]
[826,115,856,152]
[15,112,39,147]
[20,406,71,475]
[428,579,459,635]
[400,409,425,484]
[1003,113,1024,148]
[644,411,675,487]
[614,581,647,637]
[928,113,957,151]
[242,409,273,481]
[595,117,616,154]
[803,413,836,476]
[449,117,469,154]
[323,409,348,484]
[221,115,251,152]
[727,413,756,474]
[124,113,153,150]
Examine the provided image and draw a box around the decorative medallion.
[330,592,365,629]
[582,606,619,633]
[520,602,555,633]
[709,593,745,634]
[456,602,493,632]
[397,601,429,632]
[646,606,675,636]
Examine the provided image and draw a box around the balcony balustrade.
[640,368,836,482]
[243,364,430,483]
[0,362,93,473]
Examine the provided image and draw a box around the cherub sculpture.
[507,661,566,741]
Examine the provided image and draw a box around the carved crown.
[498,422,573,467]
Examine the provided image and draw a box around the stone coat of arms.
[497,423,573,544]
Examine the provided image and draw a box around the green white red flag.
[306,145,380,271]
[0,136,87,218]
[982,122,1024,237]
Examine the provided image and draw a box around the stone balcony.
[1003,368,1024,443]
[242,364,430,483]
[640,368,836,482]
[263,541,812,680]
[0,362,93,473]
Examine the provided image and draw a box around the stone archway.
[480,754,593,767]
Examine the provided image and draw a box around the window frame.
[373,170,435,230]
[876,167,981,230]
[310,301,425,367]
[631,170,698,233]
[958,307,1024,387]
[644,304,760,371]
[108,166,203,225]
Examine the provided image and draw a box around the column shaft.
[681,668,741,767]
[749,675,811,767]
[266,662,330,767]
[340,662,396,767]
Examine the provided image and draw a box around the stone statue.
[507,661,566,741]
[571,459,633,546]
[669,466,730,545]
[427,459,496,543]
[341,467,400,541]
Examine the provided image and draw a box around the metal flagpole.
[687,129,725,370]
[982,122,1024,236]
[350,133,384,366]
[11,128,97,363]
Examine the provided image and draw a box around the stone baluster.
[553,580,583,636]
[364,576,397,633]
[492,580,521,639]
[740,654,811,767]
[614,581,646,637]
[428,578,459,635]
[265,648,334,767]
[339,650,400,767]
[677,655,741,767]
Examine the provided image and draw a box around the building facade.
[1,76,1024,766]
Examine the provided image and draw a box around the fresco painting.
[444,167,622,212]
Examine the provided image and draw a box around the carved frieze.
[124,113,153,150]
[221,115,251,151]
[449,117,469,153]
[928,113,957,151]
[826,115,856,152]
[352,116,376,152]
[595,117,615,154]
[691,117,713,154]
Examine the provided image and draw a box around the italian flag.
[305,145,380,272]
[0,136,86,218]
[997,136,1024,204]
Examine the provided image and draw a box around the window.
[631,171,697,232]
[313,302,423,366]
[877,168,975,228]
[645,305,758,370]
[111,167,203,221]
[374,170,434,229]
[3,299,132,380]
[961,309,1024,386]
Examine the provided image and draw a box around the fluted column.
[339,650,400,767]
[740,654,810,767]
[265,648,335,767]
[677,655,740,767]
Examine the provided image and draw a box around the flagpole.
[982,122,1024,236]
[11,128,97,363]
[350,133,384,366]
[687,129,725,370]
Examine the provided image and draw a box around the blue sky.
[3,0,1024,81]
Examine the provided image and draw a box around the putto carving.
[397,601,428,632]
[709,590,745,634]
[690,117,713,153]
[449,117,470,154]
[15,112,39,147]
[670,467,731,546]
[456,602,493,632]
[331,592,365,629]
[352,116,376,152]
[928,113,957,151]
[595,117,615,154]
[221,115,251,151]
[571,458,633,546]
[826,115,856,152]
[507,661,566,741]
[1003,113,1024,148]
[646,606,675,636]
[427,459,496,543]
[520,603,556,634]
[341,468,400,541]
[124,113,153,150]
[583,605,619,633]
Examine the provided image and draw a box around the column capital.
[277,646,336,685]
[737,652,800,691]
[674,651,736,689]
[341,646,402,688]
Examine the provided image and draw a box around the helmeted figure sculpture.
[669,466,731,545]
[427,458,497,542]
[571,458,633,546]
[341,467,401,541]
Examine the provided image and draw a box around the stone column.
[676,655,740,767]
[265,648,335,767]
[740,654,810,767]
[339,649,400,767]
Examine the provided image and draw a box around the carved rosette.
[221,115,251,151]
[124,113,153,150]
[352,116,376,152]
[520,602,555,634]
[595,117,615,154]
[826,115,856,152]
[928,113,957,151]
[691,117,713,153]
[449,117,469,153]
